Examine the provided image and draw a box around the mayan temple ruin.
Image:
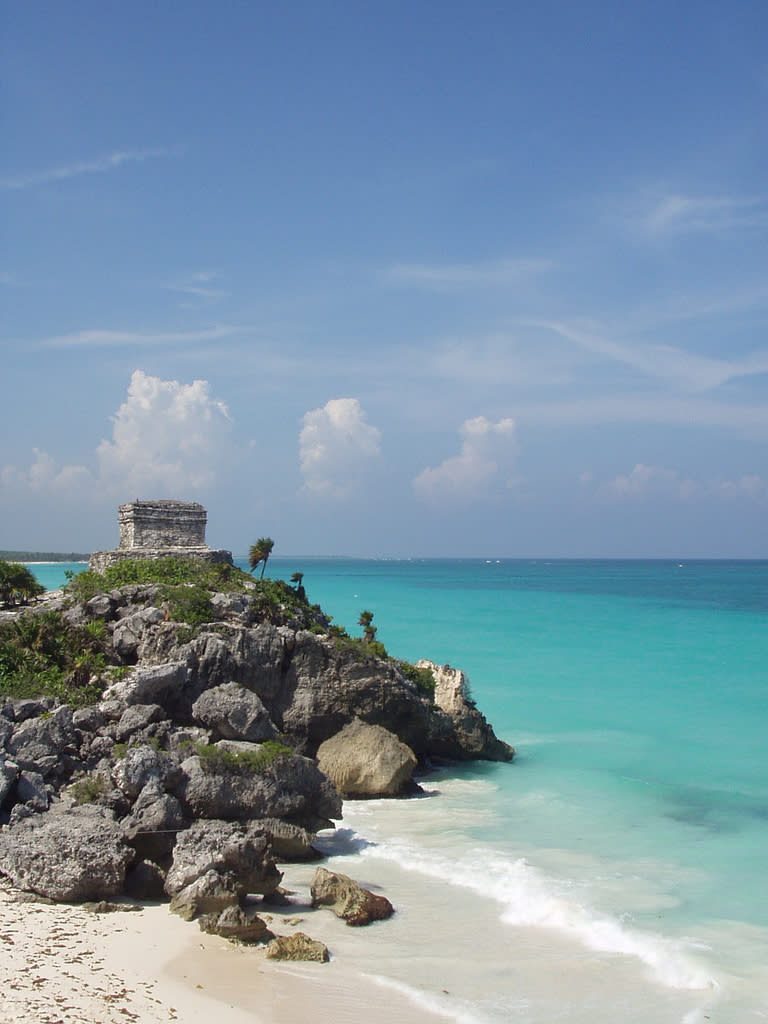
[88,500,233,572]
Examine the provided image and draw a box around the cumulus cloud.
[598,463,767,503]
[299,398,381,498]
[0,371,232,504]
[413,416,517,502]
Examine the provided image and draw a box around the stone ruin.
[89,500,233,573]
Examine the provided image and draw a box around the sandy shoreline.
[0,869,450,1024]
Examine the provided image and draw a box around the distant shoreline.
[1,551,90,563]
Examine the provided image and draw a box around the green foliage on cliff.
[0,610,114,706]
[195,739,293,774]
[397,660,436,697]
[65,557,252,601]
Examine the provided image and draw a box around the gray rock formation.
[0,806,131,901]
[192,682,278,742]
[174,745,340,829]
[310,866,395,926]
[165,819,282,903]
[316,719,418,798]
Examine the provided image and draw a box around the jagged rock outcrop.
[0,805,131,901]
[316,719,418,798]
[310,866,394,926]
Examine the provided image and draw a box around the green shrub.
[195,739,293,775]
[398,660,436,698]
[70,773,110,804]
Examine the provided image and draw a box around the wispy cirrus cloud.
[383,257,552,289]
[534,320,768,393]
[36,325,243,349]
[164,271,230,307]
[614,189,768,238]
[0,146,180,190]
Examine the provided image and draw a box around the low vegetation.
[0,610,114,706]
[195,739,293,774]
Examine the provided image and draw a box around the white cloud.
[164,270,230,306]
[0,147,179,190]
[598,464,767,504]
[642,193,768,236]
[599,463,698,501]
[0,371,232,504]
[97,371,232,493]
[39,325,241,349]
[0,449,93,496]
[535,319,768,393]
[299,398,381,498]
[384,258,551,289]
[413,416,517,503]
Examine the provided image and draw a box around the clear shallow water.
[29,558,768,1021]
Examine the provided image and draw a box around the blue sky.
[2,1,767,557]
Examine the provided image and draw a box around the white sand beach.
[0,870,453,1024]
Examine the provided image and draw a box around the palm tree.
[248,537,275,579]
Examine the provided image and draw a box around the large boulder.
[174,744,341,830]
[316,719,418,798]
[0,806,131,901]
[310,867,394,927]
[165,819,282,901]
[192,682,278,743]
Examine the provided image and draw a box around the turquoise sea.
[28,558,768,1022]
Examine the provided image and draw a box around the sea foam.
[352,831,718,992]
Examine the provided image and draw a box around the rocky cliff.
[0,565,513,948]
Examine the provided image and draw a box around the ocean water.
[28,558,768,1022]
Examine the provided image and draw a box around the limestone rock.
[165,819,282,900]
[122,781,186,862]
[6,705,80,776]
[310,867,394,927]
[198,903,272,943]
[192,682,278,743]
[0,806,131,902]
[111,744,180,800]
[175,748,341,830]
[265,932,330,962]
[316,719,418,798]
[417,660,515,761]
[114,703,167,742]
[169,868,242,920]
